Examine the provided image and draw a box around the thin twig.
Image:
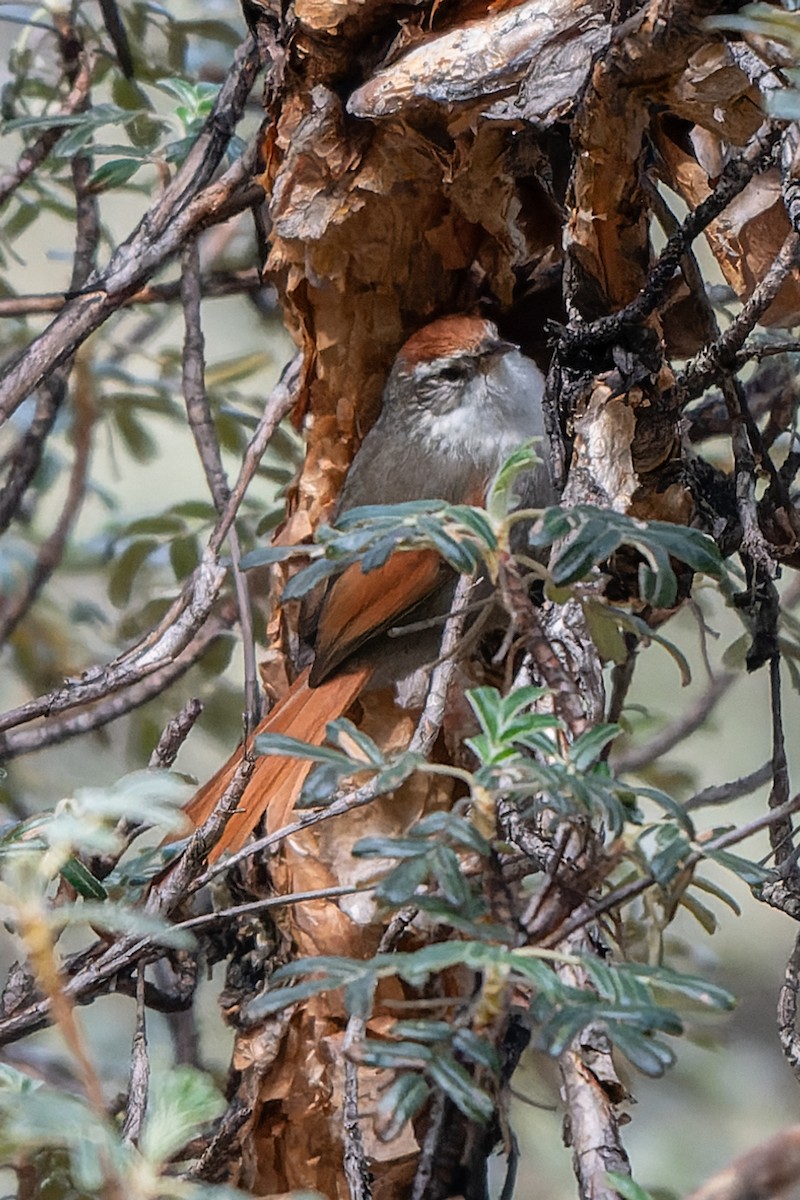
[557,932,631,1196]
[412,1090,447,1200]
[730,340,800,366]
[649,178,781,574]
[181,236,261,729]
[184,1100,251,1183]
[149,699,205,769]
[684,761,773,811]
[342,911,414,1200]
[498,560,589,738]
[0,39,99,540]
[768,655,792,868]
[0,270,273,318]
[610,673,735,774]
[0,379,64,536]
[343,1055,372,1200]
[543,788,800,949]
[87,698,206,881]
[778,930,800,1084]
[121,969,149,1145]
[176,884,371,931]
[0,359,94,644]
[678,231,800,401]
[0,614,230,759]
[557,123,780,358]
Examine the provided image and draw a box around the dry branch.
[0,36,263,424]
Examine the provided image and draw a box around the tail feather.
[184,665,371,861]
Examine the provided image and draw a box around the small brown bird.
[183,315,553,857]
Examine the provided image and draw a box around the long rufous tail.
[183,664,371,861]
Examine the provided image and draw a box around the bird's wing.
[310,548,449,685]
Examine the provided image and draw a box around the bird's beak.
[481,336,517,362]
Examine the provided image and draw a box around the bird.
[182,314,554,859]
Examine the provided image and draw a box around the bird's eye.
[439,364,467,382]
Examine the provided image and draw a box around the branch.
[498,561,591,738]
[0,36,264,425]
[768,655,793,868]
[678,230,800,401]
[0,613,231,759]
[545,789,800,949]
[0,270,273,318]
[0,358,94,644]
[685,1127,800,1200]
[121,970,149,1145]
[181,237,261,729]
[558,937,631,1200]
[0,555,224,749]
[0,33,100,539]
[556,123,780,358]
[0,355,299,745]
[610,672,735,774]
[0,379,64,535]
[684,761,773,811]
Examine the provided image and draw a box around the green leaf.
[245,976,334,1020]
[108,538,158,607]
[417,516,480,573]
[430,845,473,908]
[605,1171,656,1200]
[390,1021,453,1042]
[3,200,38,239]
[377,855,431,905]
[624,963,734,1010]
[583,601,630,664]
[551,524,623,585]
[354,835,428,860]
[488,441,544,520]
[325,718,385,766]
[88,157,143,192]
[679,891,718,934]
[691,874,741,917]
[125,514,186,536]
[568,724,620,771]
[374,1073,430,1141]
[637,521,722,576]
[53,901,194,948]
[705,847,769,886]
[449,504,498,549]
[427,1054,494,1122]
[413,810,492,855]
[452,1029,500,1072]
[646,826,692,888]
[59,857,107,900]
[298,762,349,806]
[169,532,200,580]
[254,732,355,768]
[239,543,311,570]
[606,1024,675,1076]
[637,548,676,608]
[281,557,345,600]
[114,407,158,462]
